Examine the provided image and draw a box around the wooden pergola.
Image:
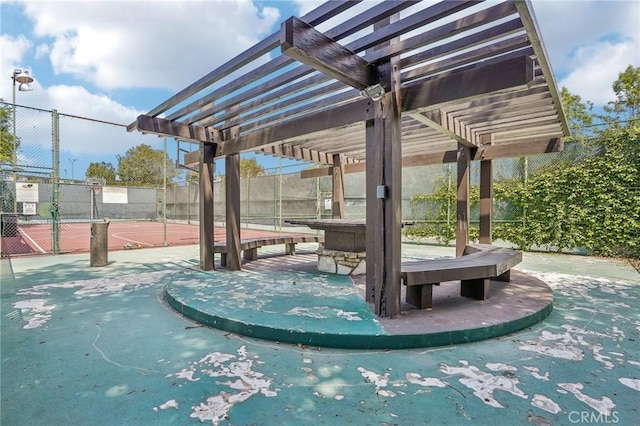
[128,0,567,318]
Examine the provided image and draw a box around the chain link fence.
[3,102,626,257]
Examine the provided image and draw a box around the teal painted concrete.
[2,245,639,425]
[164,265,553,350]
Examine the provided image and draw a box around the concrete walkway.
[2,244,639,425]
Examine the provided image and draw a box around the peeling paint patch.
[11,299,56,329]
[284,307,328,319]
[171,346,278,425]
[154,399,179,411]
[531,394,561,414]
[519,327,616,369]
[174,368,199,382]
[336,309,362,321]
[485,363,517,372]
[618,378,640,391]
[558,383,616,415]
[357,367,396,398]
[405,372,447,389]
[17,271,174,298]
[440,361,527,408]
[523,366,549,381]
[12,271,174,329]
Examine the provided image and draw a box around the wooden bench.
[401,244,522,309]
[213,235,324,267]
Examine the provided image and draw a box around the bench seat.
[401,244,522,309]
[213,235,324,267]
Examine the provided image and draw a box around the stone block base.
[317,247,366,275]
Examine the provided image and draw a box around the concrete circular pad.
[165,253,552,349]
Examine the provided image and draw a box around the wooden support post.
[199,143,216,270]
[365,62,402,317]
[456,143,471,257]
[332,153,345,219]
[225,152,242,270]
[479,159,493,244]
[365,100,383,305]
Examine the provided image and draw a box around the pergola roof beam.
[170,1,420,125]
[515,0,569,135]
[281,16,377,91]
[128,1,361,127]
[136,115,212,143]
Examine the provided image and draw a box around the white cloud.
[0,34,33,71]
[559,40,636,105]
[9,83,151,156]
[533,0,640,105]
[20,0,281,91]
[0,34,34,101]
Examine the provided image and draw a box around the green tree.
[117,144,179,187]
[561,86,593,143]
[86,161,117,185]
[0,101,18,163]
[601,65,640,125]
[240,157,266,178]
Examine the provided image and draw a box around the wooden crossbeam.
[300,138,563,177]
[216,100,370,156]
[136,115,212,142]
[281,16,377,91]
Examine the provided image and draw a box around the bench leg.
[460,278,490,300]
[494,270,511,282]
[220,253,227,268]
[285,243,296,255]
[243,248,258,261]
[406,284,434,309]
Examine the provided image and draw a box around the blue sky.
[1,0,639,181]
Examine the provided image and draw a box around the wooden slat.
[403,55,534,112]
[216,98,369,156]
[409,111,476,148]
[281,16,376,91]
[213,235,324,253]
[129,0,360,126]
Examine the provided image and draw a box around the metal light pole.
[11,69,34,214]
[69,158,76,181]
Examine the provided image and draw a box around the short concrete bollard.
[90,218,110,267]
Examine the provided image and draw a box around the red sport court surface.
[0,221,282,256]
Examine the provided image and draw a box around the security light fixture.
[13,69,34,91]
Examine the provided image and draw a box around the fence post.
[163,137,167,246]
[52,109,60,254]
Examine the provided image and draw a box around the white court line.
[110,233,154,247]
[18,228,46,253]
